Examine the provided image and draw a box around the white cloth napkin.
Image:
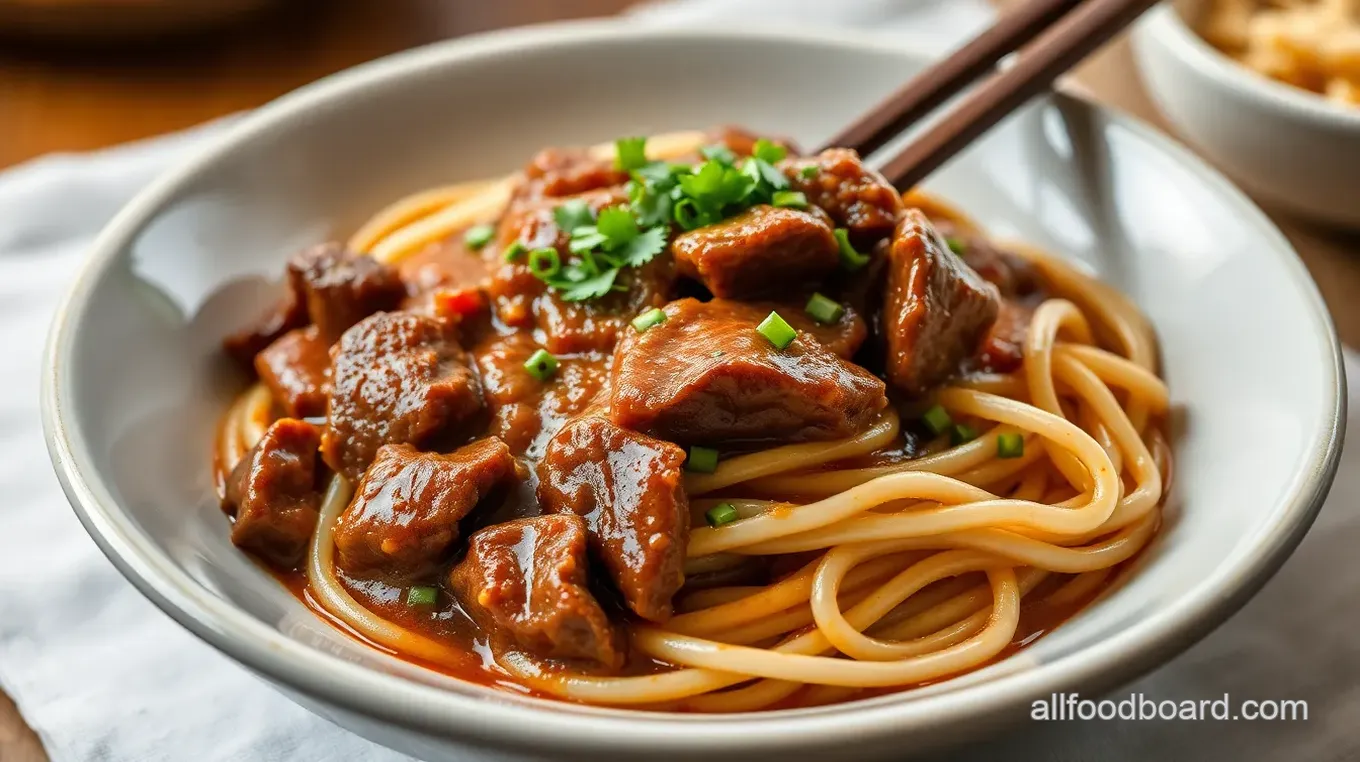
[2,2,1356,761]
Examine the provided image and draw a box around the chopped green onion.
[705,503,739,528]
[503,241,527,262]
[757,311,797,350]
[463,224,495,250]
[997,432,1025,459]
[406,585,438,606]
[687,446,719,474]
[921,404,952,437]
[615,136,648,171]
[804,293,845,325]
[771,190,809,209]
[523,349,558,381]
[673,198,705,230]
[834,228,870,271]
[631,307,667,333]
[950,423,978,446]
[945,236,966,254]
[528,247,561,278]
[799,165,819,179]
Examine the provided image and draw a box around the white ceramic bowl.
[1133,0,1360,229]
[43,21,1344,761]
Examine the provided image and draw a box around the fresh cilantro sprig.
[516,136,799,302]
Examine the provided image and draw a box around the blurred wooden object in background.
[0,0,634,168]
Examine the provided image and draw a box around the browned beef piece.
[287,243,405,344]
[929,217,1043,299]
[322,312,484,481]
[334,439,517,577]
[974,299,1033,374]
[610,298,887,445]
[473,332,610,458]
[883,210,1001,395]
[705,126,800,158]
[672,205,839,299]
[255,326,330,418]
[488,187,675,354]
[223,418,322,567]
[781,149,903,248]
[523,148,629,199]
[538,412,688,622]
[450,514,623,669]
[735,298,868,360]
[222,283,308,371]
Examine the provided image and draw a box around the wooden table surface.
[2,2,1356,760]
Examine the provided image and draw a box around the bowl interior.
[46,23,1341,758]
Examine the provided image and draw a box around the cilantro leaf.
[559,268,620,301]
[701,144,737,165]
[618,226,668,267]
[568,226,608,254]
[615,137,648,171]
[744,157,789,192]
[553,199,595,233]
[752,138,788,164]
[596,206,639,246]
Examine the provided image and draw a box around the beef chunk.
[672,205,839,299]
[255,326,330,418]
[740,298,868,360]
[974,299,1033,374]
[704,126,800,159]
[473,333,609,458]
[929,217,1043,299]
[288,243,405,344]
[883,210,1001,394]
[334,439,517,577]
[222,284,309,371]
[523,148,629,199]
[223,418,322,567]
[450,514,623,669]
[488,187,674,354]
[610,298,887,445]
[538,413,688,622]
[322,312,483,481]
[781,148,904,248]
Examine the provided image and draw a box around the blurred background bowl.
[1133,0,1360,230]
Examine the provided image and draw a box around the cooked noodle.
[219,140,1170,712]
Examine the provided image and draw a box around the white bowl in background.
[1133,0,1360,229]
[43,21,1344,761]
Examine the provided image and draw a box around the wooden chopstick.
[819,0,1085,157]
[873,0,1163,191]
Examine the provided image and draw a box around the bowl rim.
[41,18,1346,758]
[1138,2,1360,129]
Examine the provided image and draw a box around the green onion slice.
[503,241,527,262]
[705,503,739,528]
[463,224,495,250]
[523,348,559,381]
[997,432,1025,459]
[406,585,438,606]
[921,404,953,437]
[757,311,797,350]
[632,307,667,333]
[950,423,978,446]
[834,228,870,271]
[687,446,719,474]
[615,137,648,171]
[804,293,845,325]
[771,190,808,209]
[945,236,966,254]
[528,247,561,278]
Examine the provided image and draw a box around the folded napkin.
[2,2,1356,761]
